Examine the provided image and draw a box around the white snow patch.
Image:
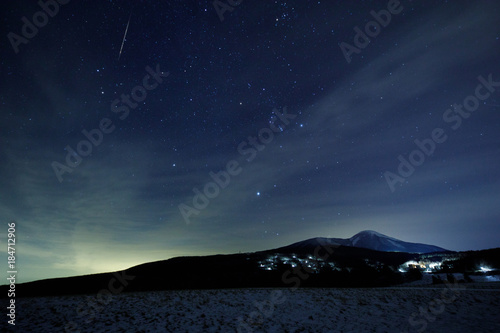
[13,285,500,332]
[387,239,405,249]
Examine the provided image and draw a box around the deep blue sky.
[1,0,499,283]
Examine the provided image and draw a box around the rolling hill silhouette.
[2,231,498,298]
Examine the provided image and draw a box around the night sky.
[1,0,499,283]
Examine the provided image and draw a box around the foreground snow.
[9,282,500,332]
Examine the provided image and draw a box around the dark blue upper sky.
[1,0,499,283]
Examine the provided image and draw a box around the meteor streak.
[118,13,131,61]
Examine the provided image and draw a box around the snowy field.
[8,282,500,332]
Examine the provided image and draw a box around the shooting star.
[118,13,131,61]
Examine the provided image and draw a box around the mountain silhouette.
[275,230,447,254]
[5,231,500,299]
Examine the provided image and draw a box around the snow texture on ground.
[7,282,500,332]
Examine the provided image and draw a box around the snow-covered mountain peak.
[276,230,448,254]
[345,230,446,253]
